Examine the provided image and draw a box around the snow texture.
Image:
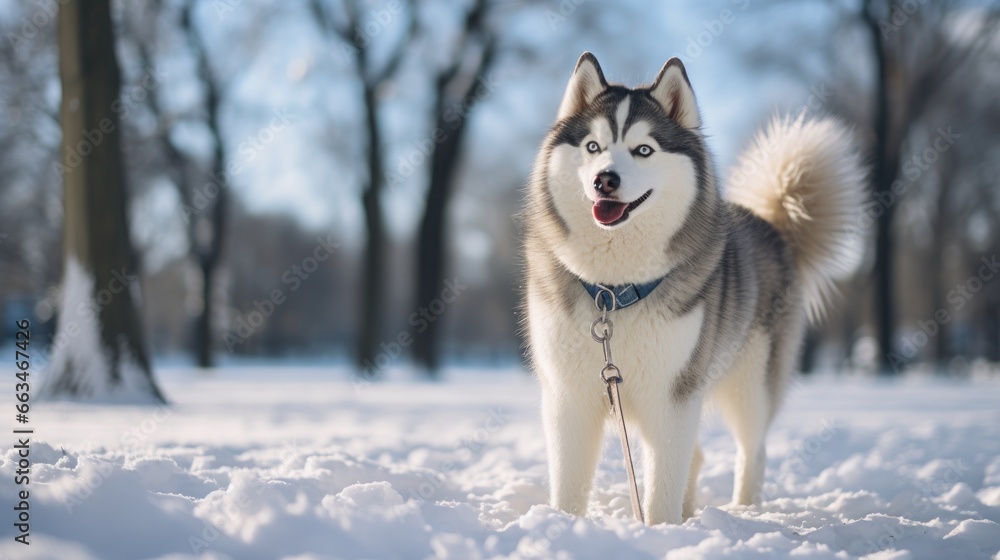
[2,366,999,559]
[43,256,159,403]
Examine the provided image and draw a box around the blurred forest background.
[1,0,999,400]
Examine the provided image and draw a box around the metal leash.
[590,287,644,523]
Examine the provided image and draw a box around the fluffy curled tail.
[727,114,866,321]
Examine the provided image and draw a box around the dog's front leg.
[542,384,605,515]
[638,395,703,524]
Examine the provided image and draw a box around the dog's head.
[529,53,713,284]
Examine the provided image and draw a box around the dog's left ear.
[650,58,701,129]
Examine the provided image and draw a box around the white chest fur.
[528,289,705,403]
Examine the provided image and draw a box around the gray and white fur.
[521,53,865,524]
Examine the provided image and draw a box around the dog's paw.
[718,501,755,514]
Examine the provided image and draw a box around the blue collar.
[580,277,664,311]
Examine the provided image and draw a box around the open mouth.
[592,189,653,226]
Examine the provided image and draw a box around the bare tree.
[0,10,63,300]
[310,0,417,374]
[122,0,232,368]
[0,4,63,308]
[859,0,998,373]
[743,0,999,373]
[44,0,164,402]
[180,0,229,368]
[412,0,497,372]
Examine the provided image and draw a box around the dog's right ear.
[556,52,607,121]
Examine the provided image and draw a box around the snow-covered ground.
[1,366,999,559]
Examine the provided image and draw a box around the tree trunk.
[928,235,948,371]
[195,259,216,367]
[412,98,464,373]
[987,302,1000,363]
[193,74,227,369]
[183,1,228,369]
[308,1,414,378]
[866,2,900,375]
[358,85,386,374]
[193,151,226,369]
[412,48,494,373]
[928,155,954,372]
[45,0,164,402]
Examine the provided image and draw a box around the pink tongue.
[593,199,628,225]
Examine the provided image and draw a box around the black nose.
[594,171,621,195]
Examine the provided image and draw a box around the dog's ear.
[650,58,701,129]
[556,52,607,121]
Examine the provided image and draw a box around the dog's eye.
[633,144,654,158]
[586,141,601,154]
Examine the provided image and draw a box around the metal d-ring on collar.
[580,277,664,312]
[588,285,644,523]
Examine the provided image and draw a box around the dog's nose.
[594,171,621,195]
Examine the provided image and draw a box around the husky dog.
[521,53,865,524]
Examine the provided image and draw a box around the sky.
[187,0,836,243]
[0,0,843,267]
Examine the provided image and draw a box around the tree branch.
[907,10,1000,122]
[308,0,353,42]
[369,0,417,85]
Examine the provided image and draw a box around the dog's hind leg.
[542,385,605,515]
[712,329,772,506]
[683,441,703,519]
